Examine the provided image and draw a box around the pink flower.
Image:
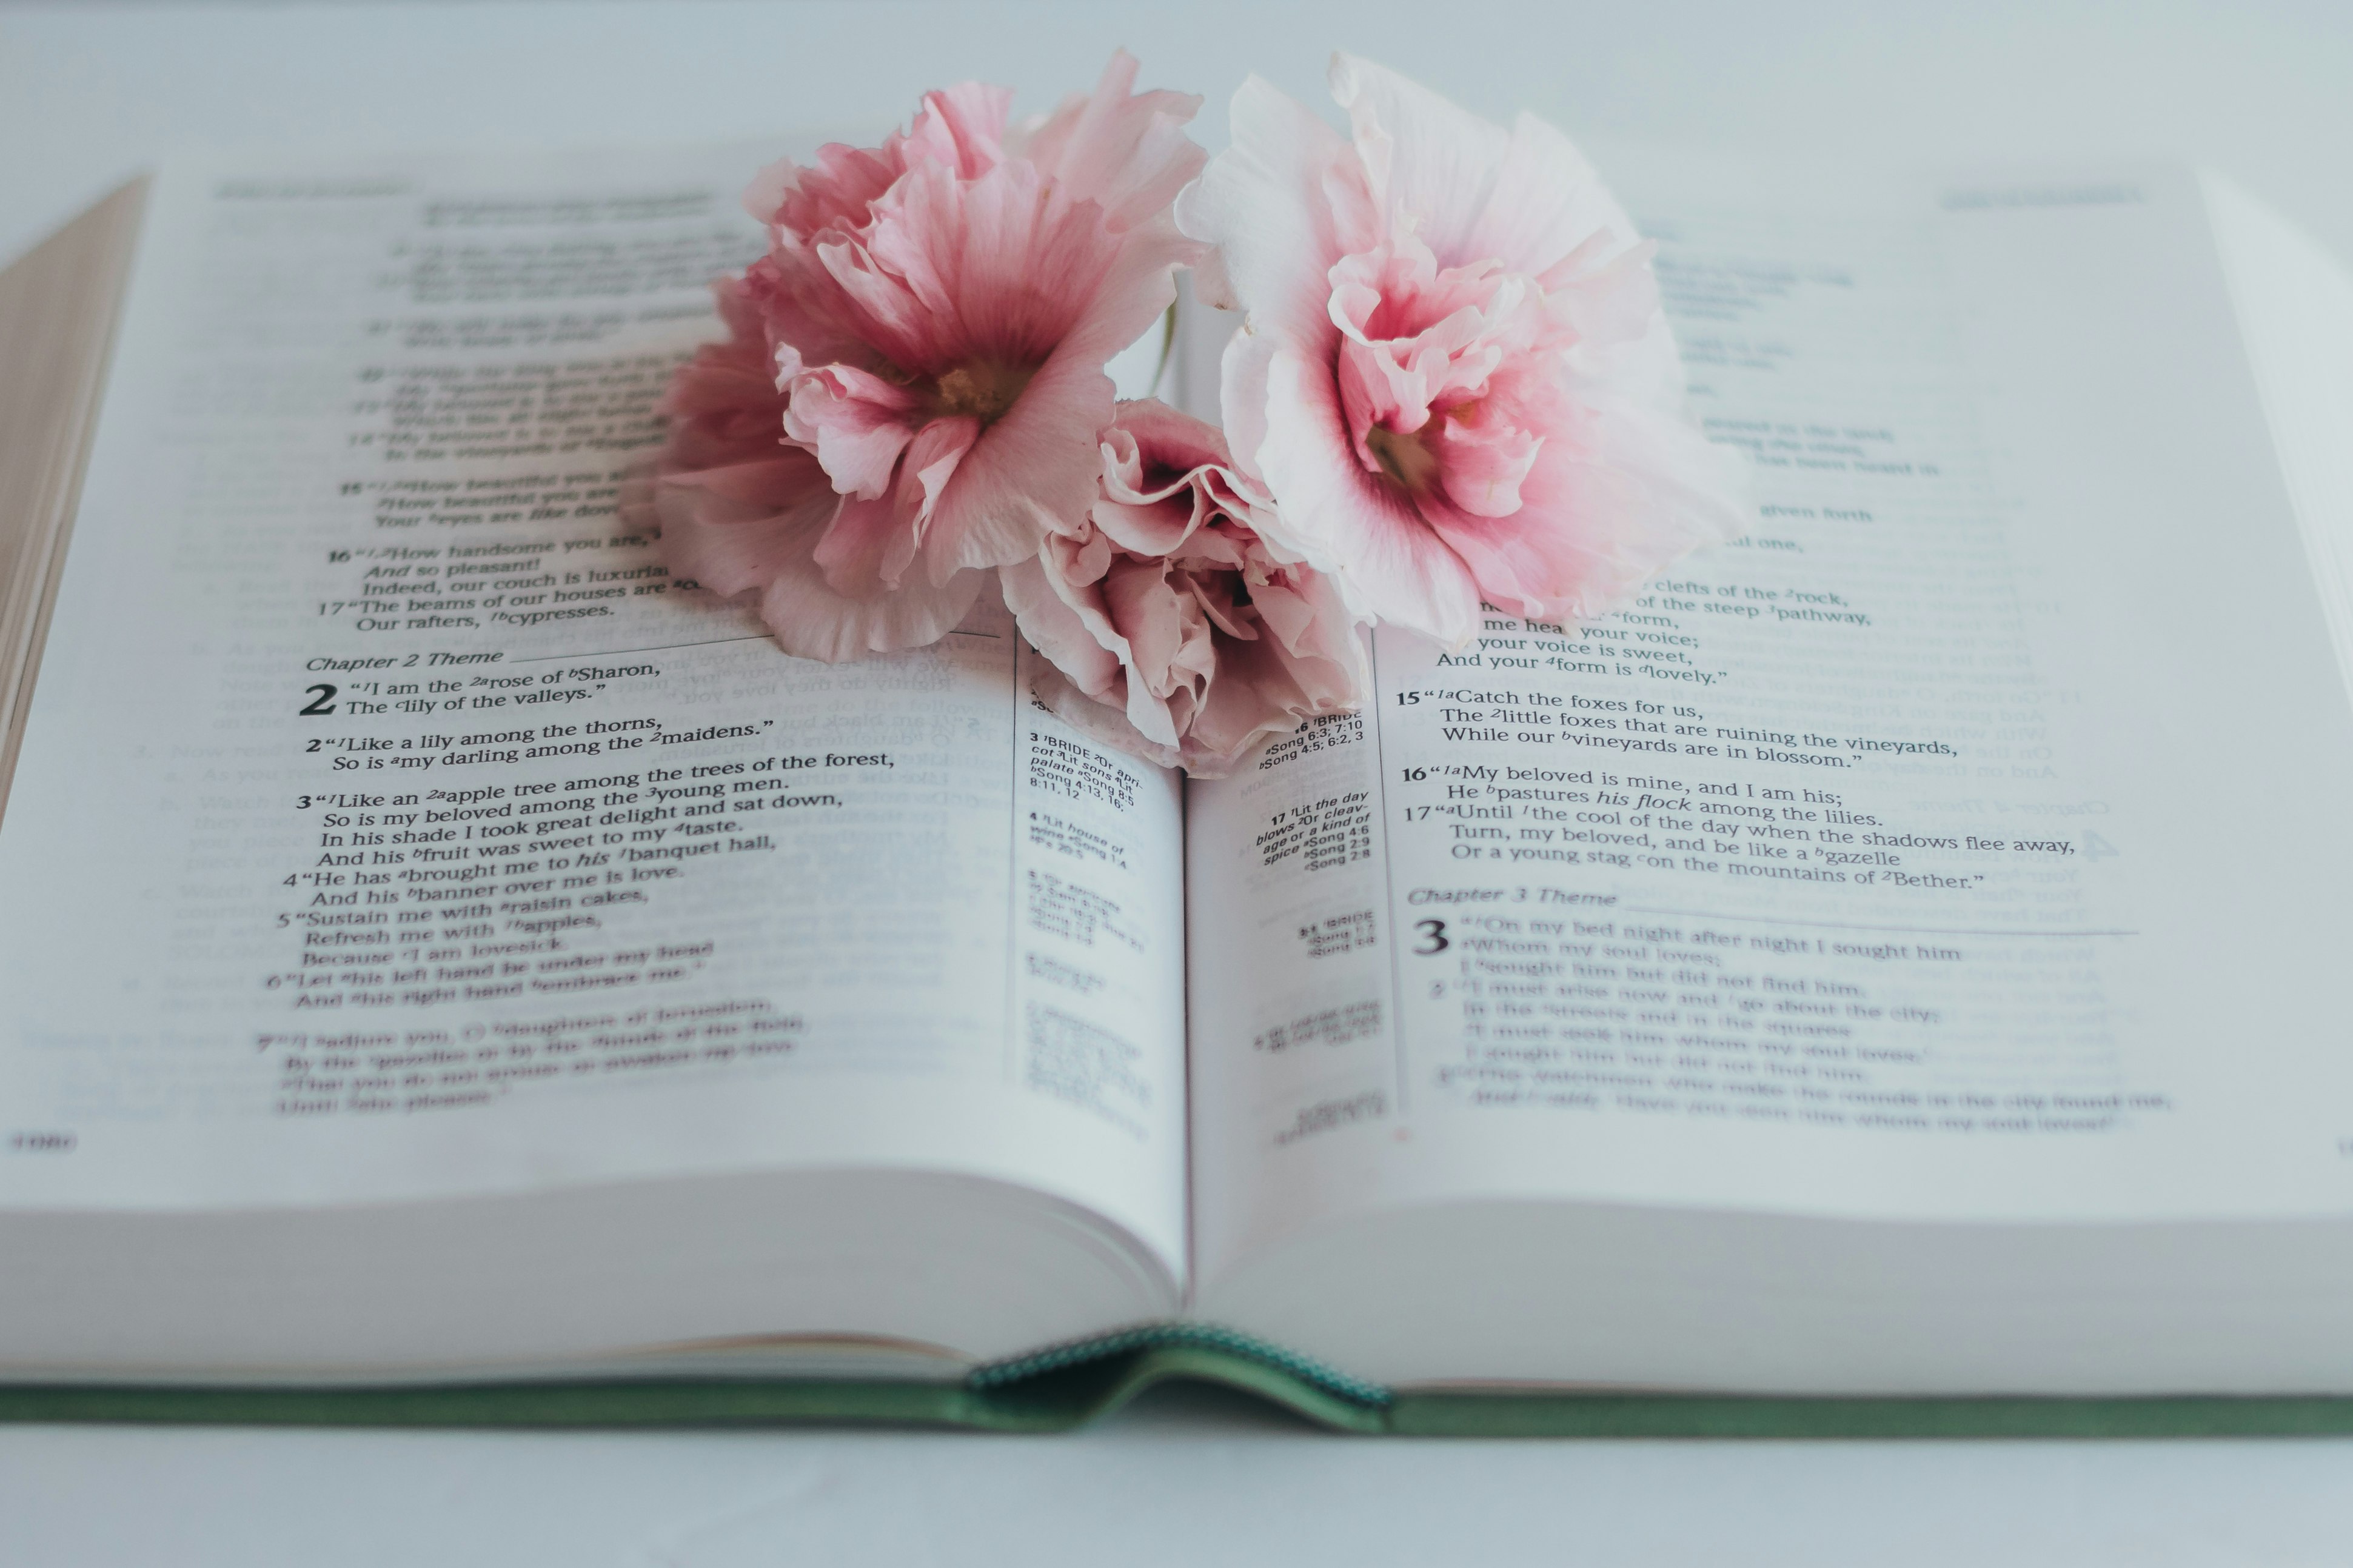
[1176,55,1749,647]
[649,53,1208,662]
[1003,400,1366,776]
[630,278,988,660]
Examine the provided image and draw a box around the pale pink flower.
[1176,55,1749,647]
[1003,400,1366,777]
[650,53,1208,662]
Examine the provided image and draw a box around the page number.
[7,1131,76,1154]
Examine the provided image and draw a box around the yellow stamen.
[1365,423,1442,493]
[933,361,1035,424]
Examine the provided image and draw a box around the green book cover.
[11,1327,2353,1438]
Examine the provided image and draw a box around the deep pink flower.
[1176,55,1749,647]
[1003,400,1365,776]
[648,53,1207,662]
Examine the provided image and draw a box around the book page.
[1189,159,2353,1286]
[0,181,147,827]
[0,150,1187,1283]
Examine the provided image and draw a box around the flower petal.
[1008,401,1373,776]
[643,452,836,598]
[1216,322,1280,483]
[1328,53,1511,268]
[867,158,1116,370]
[808,231,951,376]
[751,141,902,235]
[646,445,985,664]
[810,414,980,595]
[1421,396,1747,624]
[1176,76,1367,355]
[903,81,1014,178]
[1012,50,1207,233]
[1003,554,1123,701]
[758,556,989,664]
[812,490,922,598]
[1182,633,1307,770]
[783,362,922,500]
[1433,405,1544,518]
[1467,112,1642,281]
[1253,342,1482,646]
[1025,659,1187,775]
[898,413,980,542]
[921,343,1116,579]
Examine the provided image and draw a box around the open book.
[6,141,2353,1436]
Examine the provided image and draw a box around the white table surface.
[5,1,2353,1562]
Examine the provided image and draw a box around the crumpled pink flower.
[1002,399,1366,776]
[626,276,973,659]
[1176,55,1749,648]
[646,52,1208,663]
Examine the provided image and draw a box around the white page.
[0,150,1187,1285]
[2205,173,2353,715]
[1189,159,2353,1289]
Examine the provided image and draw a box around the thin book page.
[1188,159,2353,1287]
[0,148,1188,1286]
[2203,172,2353,720]
[0,179,148,829]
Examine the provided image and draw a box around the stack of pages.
[3,141,2352,1433]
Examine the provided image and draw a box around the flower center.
[932,360,1035,425]
[1364,422,1442,493]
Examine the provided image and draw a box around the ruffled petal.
[1091,493,1200,558]
[922,344,1116,579]
[1088,401,1242,555]
[758,556,989,664]
[1216,322,1280,484]
[751,141,903,235]
[1012,50,1207,233]
[867,160,1091,366]
[808,232,949,376]
[1180,632,1308,769]
[644,444,983,664]
[782,364,923,499]
[649,452,837,598]
[1008,399,1372,776]
[811,489,922,598]
[1002,554,1123,701]
[1433,405,1544,518]
[1329,53,1511,268]
[1025,659,1187,775]
[1466,110,1641,281]
[1420,396,1747,624]
[903,81,1014,179]
[1175,75,1367,356]
[1254,343,1482,646]
[898,413,980,539]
